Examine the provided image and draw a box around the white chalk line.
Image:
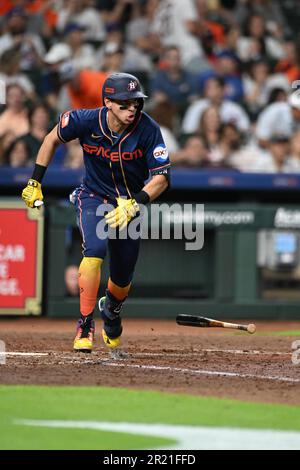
[0,352,48,357]
[2,350,299,384]
[133,349,291,357]
[1,348,291,359]
[102,361,300,384]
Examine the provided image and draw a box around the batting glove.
[105,197,139,230]
[21,179,44,209]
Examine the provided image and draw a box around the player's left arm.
[140,174,169,202]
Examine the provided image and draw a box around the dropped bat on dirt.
[176,314,256,334]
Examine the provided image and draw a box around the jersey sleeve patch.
[61,111,70,128]
[153,144,168,163]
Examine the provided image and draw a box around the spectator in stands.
[256,92,300,148]
[99,42,125,74]
[63,22,95,71]
[149,101,180,157]
[171,135,207,167]
[267,86,288,106]
[233,0,288,37]
[287,130,300,172]
[97,25,153,74]
[275,38,300,84]
[196,106,236,169]
[192,1,227,71]
[243,58,270,119]
[182,76,250,135]
[150,46,197,114]
[4,137,30,167]
[20,103,52,161]
[0,1,58,37]
[0,7,45,72]
[63,66,107,111]
[149,0,205,71]
[194,0,226,49]
[214,50,244,102]
[24,0,59,40]
[250,133,294,173]
[64,140,84,169]
[42,43,107,112]
[243,57,289,120]
[218,122,243,165]
[221,25,242,58]
[237,13,285,62]
[125,0,161,62]
[0,83,29,138]
[0,47,36,99]
[229,141,268,172]
[97,0,136,33]
[56,0,106,43]
[0,130,14,165]
[197,105,221,155]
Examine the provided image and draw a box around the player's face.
[109,99,140,125]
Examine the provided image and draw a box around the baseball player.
[22,73,170,356]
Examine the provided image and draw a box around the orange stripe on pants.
[78,257,102,316]
[108,278,131,301]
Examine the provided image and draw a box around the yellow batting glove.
[105,197,139,230]
[21,179,44,209]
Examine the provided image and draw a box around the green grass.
[229,330,300,337]
[259,330,300,337]
[0,386,300,449]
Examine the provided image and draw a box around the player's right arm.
[21,125,61,208]
[35,124,61,167]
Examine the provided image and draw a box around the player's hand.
[21,179,44,209]
[105,197,139,230]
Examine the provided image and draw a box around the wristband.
[32,163,47,183]
[134,190,150,205]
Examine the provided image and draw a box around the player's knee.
[79,256,103,272]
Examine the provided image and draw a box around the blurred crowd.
[2,0,300,173]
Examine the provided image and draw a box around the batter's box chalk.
[0,340,6,365]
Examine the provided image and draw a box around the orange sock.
[78,257,103,316]
[107,278,131,301]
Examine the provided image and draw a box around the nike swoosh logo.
[91,133,102,139]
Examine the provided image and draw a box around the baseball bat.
[176,314,256,334]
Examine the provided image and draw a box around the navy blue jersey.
[57,107,170,198]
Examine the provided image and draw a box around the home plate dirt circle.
[0,318,300,406]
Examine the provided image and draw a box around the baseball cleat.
[73,317,95,353]
[99,296,123,350]
[102,328,121,349]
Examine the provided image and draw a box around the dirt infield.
[1,318,300,406]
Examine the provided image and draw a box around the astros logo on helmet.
[128,80,137,91]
